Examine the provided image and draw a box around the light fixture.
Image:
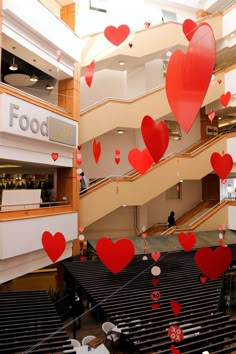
[116,129,125,134]
[218,117,222,120]
[46,83,54,90]
[119,61,125,66]
[30,74,38,82]
[9,56,18,71]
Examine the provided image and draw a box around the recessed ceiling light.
[218,117,222,120]
[230,33,235,37]
[30,74,38,82]
[116,129,125,134]
[46,84,54,90]
[119,61,125,66]
[233,94,236,98]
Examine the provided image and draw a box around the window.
[89,0,108,13]
[162,9,177,23]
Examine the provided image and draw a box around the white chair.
[102,321,120,345]
[82,335,96,346]
[63,339,81,353]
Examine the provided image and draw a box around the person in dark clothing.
[168,211,176,228]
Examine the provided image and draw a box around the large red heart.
[104,25,130,46]
[171,344,180,354]
[51,152,59,161]
[166,24,215,133]
[210,152,233,180]
[85,60,95,88]
[42,231,66,263]
[195,246,232,280]
[178,232,196,251]
[93,139,101,164]
[96,238,135,274]
[141,116,169,163]
[220,91,231,107]
[182,19,207,41]
[128,147,154,174]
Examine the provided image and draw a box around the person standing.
[168,211,176,228]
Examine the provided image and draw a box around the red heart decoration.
[42,231,66,263]
[79,226,84,233]
[141,116,169,163]
[77,145,82,150]
[152,303,161,310]
[220,91,231,107]
[152,278,160,287]
[144,21,151,28]
[217,79,222,84]
[128,147,154,174]
[152,252,161,262]
[171,344,180,354]
[51,152,59,161]
[170,299,182,316]
[178,232,196,251]
[195,246,232,280]
[219,239,223,245]
[115,149,120,155]
[208,111,215,122]
[182,19,207,41]
[128,42,133,48]
[104,25,130,46]
[166,24,215,133]
[141,232,147,238]
[96,238,135,274]
[115,157,120,165]
[210,152,233,180]
[85,60,95,88]
[200,274,208,285]
[93,139,101,164]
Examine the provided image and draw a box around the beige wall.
[195,206,228,232]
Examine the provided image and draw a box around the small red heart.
[79,226,84,233]
[128,42,133,48]
[115,149,120,155]
[96,238,135,274]
[85,60,95,88]
[42,231,66,263]
[104,25,130,46]
[208,111,215,122]
[219,239,223,245]
[77,145,82,150]
[141,116,169,163]
[170,299,182,316]
[128,147,154,174]
[171,344,180,354]
[115,157,120,165]
[217,79,222,84]
[51,152,59,161]
[200,274,208,285]
[141,233,147,238]
[144,21,151,28]
[220,91,231,107]
[93,139,101,164]
[80,256,85,262]
[210,152,233,180]
[152,252,161,262]
[77,160,82,166]
[195,246,232,280]
[178,232,196,251]
[152,303,161,310]
[152,278,160,287]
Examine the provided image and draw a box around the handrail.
[81,132,230,197]
[0,200,70,211]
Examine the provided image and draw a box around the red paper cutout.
[80,256,85,262]
[115,157,120,165]
[51,152,59,161]
[210,152,233,180]
[128,147,154,174]
[152,303,161,310]
[151,291,160,301]
[166,24,215,133]
[77,145,82,150]
[152,252,161,262]
[96,238,135,274]
[85,60,95,88]
[42,231,66,263]
[141,233,147,238]
[168,326,184,342]
[93,139,101,164]
[217,79,222,84]
[178,232,196,251]
[220,91,231,107]
[208,111,215,122]
[200,274,208,285]
[219,239,223,245]
[115,149,120,155]
[195,246,232,280]
[79,226,84,233]
[171,344,181,354]
[170,299,182,316]
[128,42,133,48]
[144,21,151,28]
[182,19,207,41]
[104,25,130,46]
[141,116,169,163]
[152,278,160,287]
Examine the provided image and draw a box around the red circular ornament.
[168,325,184,342]
[151,291,160,301]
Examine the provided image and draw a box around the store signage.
[0,94,77,147]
